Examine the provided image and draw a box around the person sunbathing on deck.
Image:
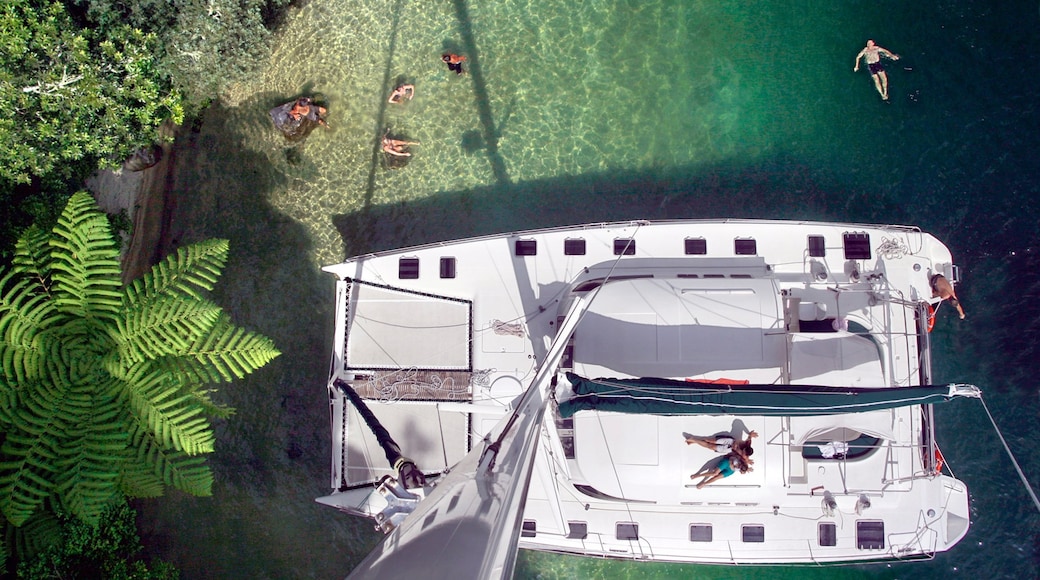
[685,430,757,467]
[691,453,751,489]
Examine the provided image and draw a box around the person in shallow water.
[382,129,420,157]
[289,97,328,127]
[442,53,466,75]
[930,273,966,319]
[388,84,415,104]
[854,39,900,101]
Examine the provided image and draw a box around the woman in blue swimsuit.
[691,453,751,488]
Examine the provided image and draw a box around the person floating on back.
[442,53,466,75]
[382,129,420,157]
[388,84,415,104]
[930,274,966,319]
[854,40,900,101]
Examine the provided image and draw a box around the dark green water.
[135,0,1040,577]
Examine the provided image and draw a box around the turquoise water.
[135,0,1039,578]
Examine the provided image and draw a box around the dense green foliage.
[0,192,280,531]
[77,0,292,106]
[15,502,177,579]
[0,0,184,185]
[0,0,293,267]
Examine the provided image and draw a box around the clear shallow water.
[136,0,1039,577]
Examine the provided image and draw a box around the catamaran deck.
[319,219,970,565]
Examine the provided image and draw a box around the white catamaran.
[316,220,977,577]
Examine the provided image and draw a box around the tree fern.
[47,193,123,321]
[0,192,279,538]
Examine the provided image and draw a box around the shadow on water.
[450,0,509,183]
[333,154,906,258]
[133,99,381,579]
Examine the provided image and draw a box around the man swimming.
[854,40,900,101]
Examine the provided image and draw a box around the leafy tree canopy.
[0,0,184,185]
[0,192,280,530]
[76,0,292,106]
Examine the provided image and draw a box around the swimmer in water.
[442,53,466,75]
[388,84,415,104]
[854,40,900,101]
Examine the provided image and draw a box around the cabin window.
[819,522,837,546]
[684,237,707,255]
[741,524,765,543]
[398,257,419,279]
[567,521,588,540]
[616,522,639,541]
[521,520,537,538]
[689,524,713,542]
[515,239,537,256]
[734,238,757,255]
[856,521,884,549]
[808,235,826,257]
[614,238,636,255]
[843,232,871,260]
[439,257,456,279]
[564,238,586,255]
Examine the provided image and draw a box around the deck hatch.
[614,238,636,255]
[567,521,588,539]
[819,522,837,546]
[741,524,765,543]
[521,520,536,538]
[689,524,712,542]
[843,232,872,260]
[616,522,639,540]
[398,257,419,279]
[734,238,757,255]
[808,235,826,257]
[564,238,586,255]
[856,521,885,549]
[515,239,537,256]
[684,237,707,255]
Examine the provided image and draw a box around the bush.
[15,502,178,580]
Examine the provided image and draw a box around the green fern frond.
[123,238,230,307]
[6,509,62,561]
[111,297,223,367]
[125,424,213,497]
[12,225,53,283]
[120,365,215,456]
[0,428,61,526]
[193,388,235,420]
[47,192,123,321]
[116,459,166,498]
[1,271,65,385]
[53,392,128,525]
[175,314,281,383]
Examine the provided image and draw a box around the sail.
[558,373,979,418]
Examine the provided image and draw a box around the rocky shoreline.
[87,125,176,283]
